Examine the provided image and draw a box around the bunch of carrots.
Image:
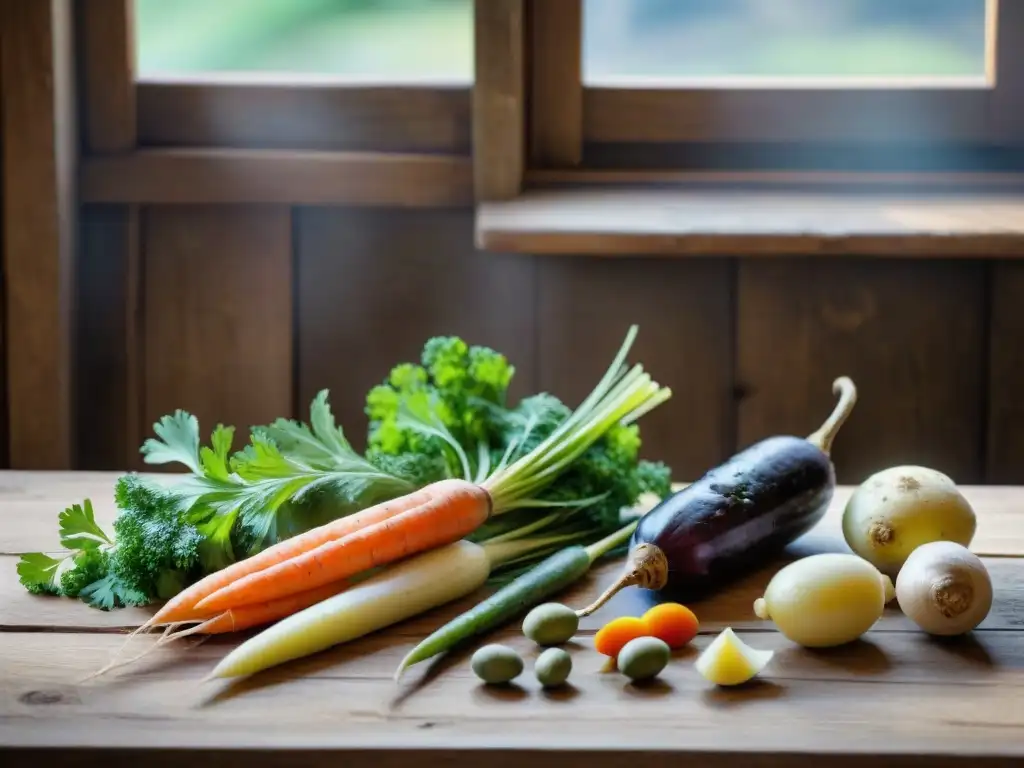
[96,326,671,681]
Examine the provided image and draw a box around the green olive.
[617,636,670,681]
[470,644,523,685]
[522,602,579,646]
[534,647,572,688]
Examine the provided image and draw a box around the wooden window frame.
[473,0,1024,194]
[78,0,473,206]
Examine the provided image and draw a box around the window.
[583,0,989,82]
[134,0,474,81]
[571,0,1011,149]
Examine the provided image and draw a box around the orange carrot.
[142,481,444,628]
[84,580,352,681]
[194,479,490,613]
[176,580,351,636]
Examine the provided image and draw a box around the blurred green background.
[134,0,988,81]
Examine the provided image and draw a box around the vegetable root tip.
[753,597,769,620]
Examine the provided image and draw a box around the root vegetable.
[753,553,893,648]
[896,540,992,636]
[842,465,977,578]
[694,627,773,686]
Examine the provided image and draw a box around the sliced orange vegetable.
[594,616,649,657]
[642,602,699,649]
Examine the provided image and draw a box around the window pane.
[584,0,990,82]
[135,0,473,81]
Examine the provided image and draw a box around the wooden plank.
[138,82,471,153]
[528,0,582,167]
[475,188,1024,256]
[473,0,525,200]
[294,208,537,449]
[987,262,1024,481]
[78,0,136,152]
[75,206,142,470]
[525,169,1024,189]
[142,207,293,446]
[1,0,78,468]
[2,629,1024,764]
[537,258,733,479]
[584,86,993,144]
[737,259,987,484]
[81,150,473,206]
[4,547,1023,633]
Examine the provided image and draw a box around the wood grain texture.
[473,0,525,200]
[294,208,536,450]
[529,0,582,167]
[584,86,992,144]
[78,0,135,152]
[987,262,1024,482]
[737,259,987,484]
[476,188,1024,256]
[81,149,473,206]
[536,258,734,478]
[75,206,142,470]
[138,82,471,153]
[2,471,1024,764]
[142,207,293,446]
[1,0,77,468]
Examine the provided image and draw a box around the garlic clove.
[694,627,773,686]
[895,540,993,636]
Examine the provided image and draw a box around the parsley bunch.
[18,391,415,609]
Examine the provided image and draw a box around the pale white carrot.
[205,536,561,680]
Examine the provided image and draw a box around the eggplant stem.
[806,376,857,456]
[575,543,668,617]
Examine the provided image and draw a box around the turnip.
[842,465,977,579]
[896,540,993,636]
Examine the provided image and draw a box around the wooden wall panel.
[76,205,140,469]
[295,208,537,449]
[737,259,987,485]
[537,258,735,481]
[988,263,1024,483]
[2,0,78,468]
[142,206,293,451]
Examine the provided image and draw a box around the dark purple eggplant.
[576,376,857,616]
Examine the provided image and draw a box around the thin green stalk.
[585,519,638,564]
[482,533,585,568]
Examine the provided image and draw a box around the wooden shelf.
[476,187,1024,256]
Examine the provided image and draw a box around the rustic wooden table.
[1,472,1023,767]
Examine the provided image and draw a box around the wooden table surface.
[2,472,1023,767]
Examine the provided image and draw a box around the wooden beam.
[1,0,78,468]
[80,149,473,205]
[78,0,136,152]
[138,81,471,153]
[472,0,525,200]
[529,0,582,167]
[476,187,1024,256]
[993,0,1024,142]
